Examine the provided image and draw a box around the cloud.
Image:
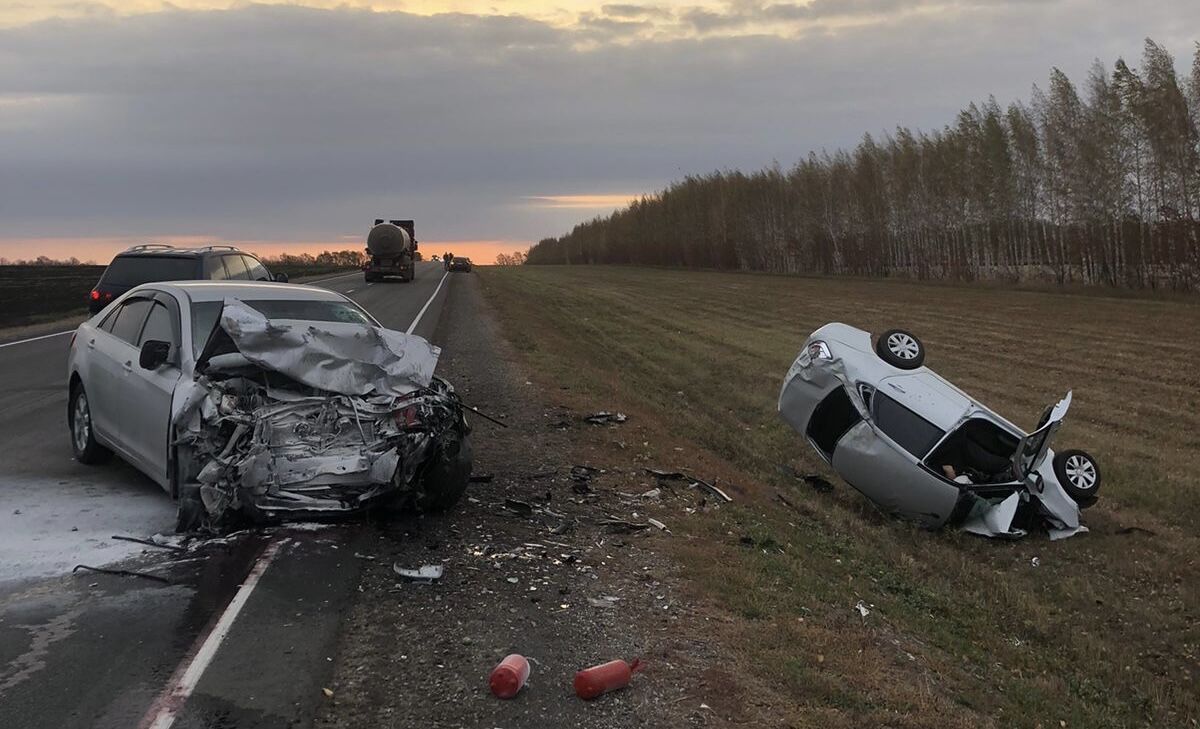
[0,1,1197,254]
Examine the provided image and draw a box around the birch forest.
[527,40,1200,290]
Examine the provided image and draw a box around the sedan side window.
[872,392,945,458]
[223,255,251,280]
[203,256,229,280]
[243,255,271,281]
[139,302,177,349]
[109,299,153,345]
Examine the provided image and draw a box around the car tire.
[1053,449,1101,507]
[69,383,112,465]
[875,329,926,369]
[175,483,206,533]
[415,431,473,512]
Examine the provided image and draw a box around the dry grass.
[479,265,1199,729]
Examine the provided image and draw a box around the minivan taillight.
[90,290,100,301]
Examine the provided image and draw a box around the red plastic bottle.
[574,658,643,700]
[489,654,531,699]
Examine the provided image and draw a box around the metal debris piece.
[644,468,686,481]
[640,488,661,500]
[392,563,444,583]
[111,535,187,553]
[584,411,628,426]
[598,518,651,534]
[647,518,668,532]
[854,600,872,619]
[504,499,535,517]
[72,564,171,584]
[690,477,733,503]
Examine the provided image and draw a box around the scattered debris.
[111,534,187,553]
[640,488,661,500]
[468,473,495,483]
[644,468,686,481]
[392,563,444,583]
[598,518,650,534]
[584,411,627,426]
[647,517,668,532]
[322,688,334,698]
[575,658,644,700]
[1116,525,1156,536]
[690,477,733,503]
[72,564,170,584]
[588,595,621,609]
[570,465,599,494]
[854,600,874,620]
[489,654,531,699]
[1030,556,1041,567]
[503,499,535,517]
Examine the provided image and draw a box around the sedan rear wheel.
[1053,449,1101,508]
[875,328,926,369]
[69,384,112,465]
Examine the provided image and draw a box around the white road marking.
[138,540,283,729]
[406,270,450,335]
[0,330,73,350]
[303,270,361,285]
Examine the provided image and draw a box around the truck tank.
[366,222,413,257]
[364,219,417,282]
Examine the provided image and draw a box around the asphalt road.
[0,261,461,729]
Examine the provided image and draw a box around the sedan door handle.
[87,338,96,350]
[123,360,133,373]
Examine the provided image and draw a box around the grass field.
[480,266,1199,728]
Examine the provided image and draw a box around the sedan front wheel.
[69,383,112,465]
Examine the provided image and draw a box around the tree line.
[527,39,1200,291]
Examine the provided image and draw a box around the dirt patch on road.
[315,276,724,728]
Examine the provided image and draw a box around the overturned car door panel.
[831,420,960,527]
[1012,391,1072,480]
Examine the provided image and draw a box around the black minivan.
[89,245,286,314]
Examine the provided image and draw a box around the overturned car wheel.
[1054,449,1101,508]
[875,328,926,369]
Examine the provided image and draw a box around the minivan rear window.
[100,256,196,287]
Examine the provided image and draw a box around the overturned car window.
[807,386,862,457]
[872,392,945,458]
[190,299,375,355]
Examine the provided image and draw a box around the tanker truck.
[364,219,418,282]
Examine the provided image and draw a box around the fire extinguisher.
[574,658,644,700]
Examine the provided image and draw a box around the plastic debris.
[322,687,334,698]
[691,477,733,503]
[393,563,444,583]
[1030,556,1040,567]
[575,658,644,700]
[647,517,668,532]
[72,564,170,584]
[854,600,872,619]
[584,411,628,426]
[489,654,531,699]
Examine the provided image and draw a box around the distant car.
[67,281,472,531]
[778,323,1100,539]
[448,257,472,272]
[88,244,286,315]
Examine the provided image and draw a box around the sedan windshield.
[190,299,376,355]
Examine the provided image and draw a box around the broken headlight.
[808,341,833,361]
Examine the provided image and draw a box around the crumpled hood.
[216,298,440,396]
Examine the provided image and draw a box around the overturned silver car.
[778,323,1100,539]
[66,282,471,532]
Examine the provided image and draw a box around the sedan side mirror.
[273,272,289,283]
[139,340,171,370]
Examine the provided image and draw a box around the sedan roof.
[152,281,346,304]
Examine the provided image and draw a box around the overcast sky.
[1,1,1197,262]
